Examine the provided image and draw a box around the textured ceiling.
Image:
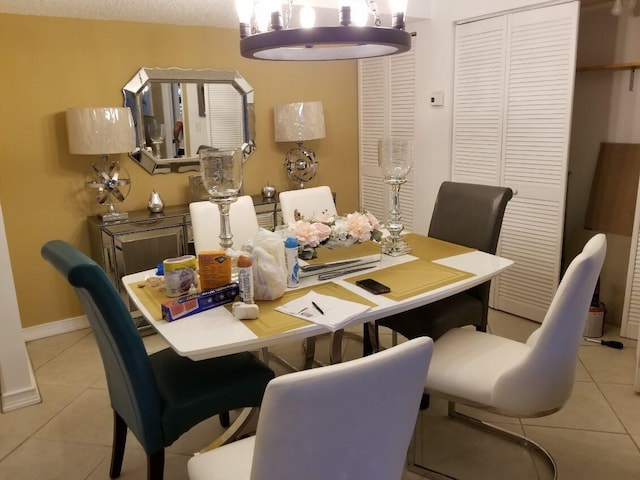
[0,0,245,28]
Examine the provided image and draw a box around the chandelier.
[235,0,411,61]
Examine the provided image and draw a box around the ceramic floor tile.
[0,383,84,438]
[633,435,640,449]
[411,410,544,480]
[86,447,190,480]
[0,434,25,462]
[524,425,640,480]
[26,328,92,350]
[34,338,105,388]
[598,382,640,435]
[487,309,539,342]
[578,343,637,385]
[522,381,625,433]
[33,388,113,446]
[574,357,591,382]
[0,437,109,480]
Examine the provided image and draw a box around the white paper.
[275,291,371,332]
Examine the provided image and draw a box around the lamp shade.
[66,107,136,155]
[274,102,325,143]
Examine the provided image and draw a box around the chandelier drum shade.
[274,101,325,189]
[236,0,412,61]
[66,107,136,223]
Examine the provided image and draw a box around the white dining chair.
[409,233,607,480]
[189,196,260,253]
[188,337,434,480]
[279,185,337,223]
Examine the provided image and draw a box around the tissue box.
[161,283,239,322]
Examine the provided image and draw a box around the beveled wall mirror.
[122,67,256,174]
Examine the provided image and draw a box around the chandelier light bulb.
[300,5,316,29]
[389,0,408,29]
[352,2,369,26]
[611,0,623,16]
[254,1,271,32]
[235,0,254,37]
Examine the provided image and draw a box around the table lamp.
[274,101,325,189]
[66,107,136,222]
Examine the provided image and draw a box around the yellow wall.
[0,14,359,328]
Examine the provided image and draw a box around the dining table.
[122,233,513,450]
[122,233,513,363]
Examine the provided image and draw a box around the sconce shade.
[66,107,135,155]
[274,102,325,143]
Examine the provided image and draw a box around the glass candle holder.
[378,138,413,256]
[199,147,243,250]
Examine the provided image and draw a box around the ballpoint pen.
[311,301,325,315]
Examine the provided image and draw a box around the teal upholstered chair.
[41,240,275,480]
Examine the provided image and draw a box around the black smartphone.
[355,278,391,295]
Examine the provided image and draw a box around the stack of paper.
[275,291,371,332]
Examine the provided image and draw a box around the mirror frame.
[122,67,256,174]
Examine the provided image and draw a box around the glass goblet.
[148,121,165,158]
[378,138,413,256]
[199,147,243,250]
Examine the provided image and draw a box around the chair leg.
[147,449,165,480]
[406,401,558,480]
[219,411,230,428]
[110,411,127,479]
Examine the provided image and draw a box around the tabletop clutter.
[159,228,296,322]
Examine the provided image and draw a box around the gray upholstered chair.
[409,234,606,479]
[366,181,513,355]
[41,240,275,480]
[187,337,434,480]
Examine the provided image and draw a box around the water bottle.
[284,237,299,288]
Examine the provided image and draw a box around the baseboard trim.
[1,367,41,413]
[22,315,90,342]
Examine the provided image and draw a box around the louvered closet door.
[453,2,579,322]
[359,35,416,231]
[205,84,244,148]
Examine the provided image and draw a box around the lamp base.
[284,143,317,189]
[381,236,411,257]
[99,210,129,223]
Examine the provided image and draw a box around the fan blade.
[111,187,125,202]
[96,188,110,205]
[92,163,111,183]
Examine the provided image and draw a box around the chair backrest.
[279,186,337,224]
[249,337,434,480]
[494,234,607,415]
[41,240,165,454]
[428,181,513,254]
[189,195,259,253]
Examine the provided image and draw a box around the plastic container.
[284,236,299,288]
[584,303,605,338]
[237,255,254,304]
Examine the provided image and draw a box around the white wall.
[565,3,640,326]
[408,0,562,235]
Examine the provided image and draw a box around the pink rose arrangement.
[288,209,384,253]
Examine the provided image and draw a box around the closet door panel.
[359,36,416,230]
[452,15,507,185]
[452,2,579,322]
[493,1,579,321]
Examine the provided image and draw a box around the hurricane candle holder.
[378,138,413,256]
[199,147,243,249]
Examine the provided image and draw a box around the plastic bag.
[252,228,287,300]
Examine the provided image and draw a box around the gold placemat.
[126,280,376,338]
[346,259,475,302]
[404,234,475,260]
[305,241,381,264]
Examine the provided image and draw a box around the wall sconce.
[274,101,325,189]
[66,107,136,222]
